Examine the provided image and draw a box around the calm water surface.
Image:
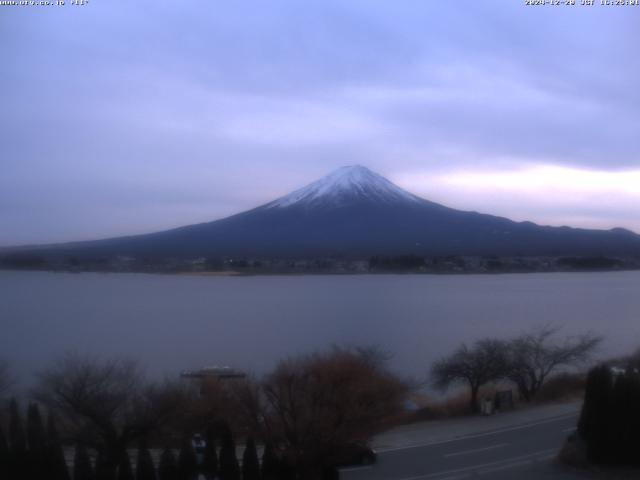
[2,270,639,388]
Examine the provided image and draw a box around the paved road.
[341,412,584,480]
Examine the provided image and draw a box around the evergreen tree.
[46,412,71,480]
[158,447,179,480]
[27,403,48,479]
[27,403,47,453]
[9,398,27,480]
[73,444,95,480]
[578,365,613,464]
[609,370,640,465]
[177,438,197,480]
[136,440,157,480]
[0,425,10,480]
[322,466,339,480]
[278,456,295,480]
[577,365,640,465]
[201,426,218,480]
[260,444,279,480]
[117,450,135,480]
[607,373,621,465]
[218,425,240,480]
[95,449,116,480]
[242,437,261,480]
[627,370,640,467]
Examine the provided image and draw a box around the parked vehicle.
[333,443,377,467]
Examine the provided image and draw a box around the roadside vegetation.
[430,326,601,413]
[0,347,407,480]
[0,328,625,479]
[559,348,640,474]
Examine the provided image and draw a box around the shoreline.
[2,266,640,277]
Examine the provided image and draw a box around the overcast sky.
[1,0,639,246]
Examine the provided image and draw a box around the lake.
[1,270,639,391]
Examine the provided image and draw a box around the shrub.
[261,443,280,480]
[136,441,156,480]
[9,399,27,480]
[218,424,240,480]
[117,451,134,480]
[177,437,197,480]
[242,437,260,480]
[95,450,115,480]
[534,372,586,403]
[46,413,71,480]
[578,365,613,464]
[201,426,218,479]
[0,425,10,480]
[27,403,47,479]
[578,364,640,466]
[73,444,95,480]
[158,447,179,480]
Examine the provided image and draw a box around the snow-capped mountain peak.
[267,165,421,209]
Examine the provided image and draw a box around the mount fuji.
[7,165,640,259]
[264,165,423,210]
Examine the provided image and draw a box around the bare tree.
[237,347,407,480]
[505,326,602,401]
[626,347,640,371]
[34,353,187,477]
[431,339,508,412]
[0,359,15,397]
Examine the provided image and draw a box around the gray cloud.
[1,0,639,245]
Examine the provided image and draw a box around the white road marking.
[562,427,576,433]
[378,412,578,453]
[478,452,556,475]
[443,443,508,458]
[395,448,558,480]
[339,465,373,473]
[432,475,469,480]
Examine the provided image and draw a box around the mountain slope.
[5,165,640,259]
